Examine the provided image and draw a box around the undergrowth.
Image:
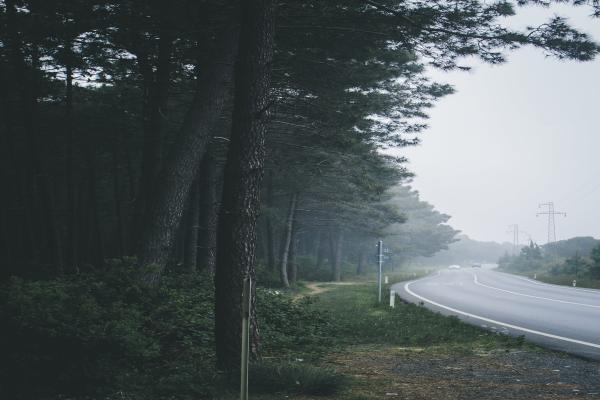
[0,266,524,399]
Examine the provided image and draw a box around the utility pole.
[507,224,519,256]
[537,202,566,256]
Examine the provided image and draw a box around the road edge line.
[473,273,600,309]
[404,281,600,350]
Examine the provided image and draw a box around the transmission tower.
[537,202,566,245]
[507,224,519,256]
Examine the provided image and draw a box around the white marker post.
[377,240,383,303]
[389,290,395,308]
[240,277,251,400]
[384,276,389,284]
[573,280,577,287]
[534,273,537,280]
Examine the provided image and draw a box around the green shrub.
[258,288,332,357]
[0,263,217,399]
[255,263,283,288]
[0,263,337,399]
[249,361,348,395]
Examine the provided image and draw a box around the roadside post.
[389,290,395,308]
[384,276,389,284]
[378,240,383,303]
[241,277,251,400]
[533,273,537,280]
[573,280,577,287]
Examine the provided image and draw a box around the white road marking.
[501,272,600,295]
[473,273,600,309]
[403,280,600,350]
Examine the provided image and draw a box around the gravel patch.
[393,349,600,399]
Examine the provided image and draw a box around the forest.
[1,0,598,399]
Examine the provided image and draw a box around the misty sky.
[393,4,600,245]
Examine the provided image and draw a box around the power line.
[537,201,566,250]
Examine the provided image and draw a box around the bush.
[258,288,332,357]
[249,361,348,395]
[0,263,217,400]
[0,263,336,399]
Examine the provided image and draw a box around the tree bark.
[183,176,200,273]
[288,225,298,284]
[65,54,78,272]
[214,0,274,373]
[279,193,297,288]
[83,140,105,268]
[316,230,325,270]
[137,28,239,286]
[111,129,126,257]
[356,247,366,275]
[6,1,63,274]
[0,61,34,273]
[198,151,221,272]
[332,228,343,282]
[264,170,276,271]
[131,16,174,249]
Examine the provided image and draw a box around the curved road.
[392,268,600,359]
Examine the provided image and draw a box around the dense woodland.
[1,0,598,398]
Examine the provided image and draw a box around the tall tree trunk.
[356,247,366,275]
[264,170,276,271]
[198,151,221,272]
[328,230,336,272]
[65,54,78,272]
[137,28,239,286]
[0,62,33,273]
[84,141,105,268]
[288,225,298,284]
[332,228,343,282]
[6,2,63,274]
[0,137,10,277]
[214,0,274,373]
[111,129,126,257]
[131,19,174,249]
[279,193,297,288]
[316,230,325,270]
[183,176,200,273]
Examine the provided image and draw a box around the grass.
[310,282,522,351]
[249,362,349,395]
[251,279,531,399]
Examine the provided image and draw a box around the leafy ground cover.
[3,269,597,400]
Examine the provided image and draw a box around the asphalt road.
[392,268,600,360]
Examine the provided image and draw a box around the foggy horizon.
[395,4,600,245]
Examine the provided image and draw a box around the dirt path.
[301,281,360,297]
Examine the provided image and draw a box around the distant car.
[472,263,482,268]
[448,265,461,269]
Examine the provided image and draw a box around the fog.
[394,4,600,245]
